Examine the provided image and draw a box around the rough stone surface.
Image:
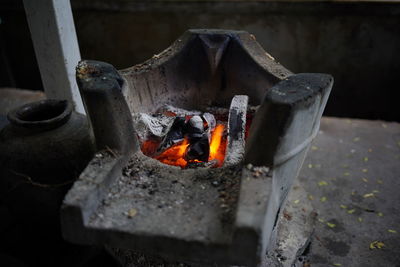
[76,60,139,155]
[62,151,273,266]
[106,180,315,267]
[264,181,316,267]
[90,154,242,246]
[132,113,175,140]
[224,95,248,166]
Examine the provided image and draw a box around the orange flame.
[209,124,225,165]
[154,138,189,168]
[141,124,226,168]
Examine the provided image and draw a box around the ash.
[132,113,175,140]
[90,153,242,242]
[132,105,230,142]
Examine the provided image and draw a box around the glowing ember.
[209,124,225,164]
[155,138,189,168]
[141,124,227,168]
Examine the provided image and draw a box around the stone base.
[106,180,316,267]
[263,180,316,267]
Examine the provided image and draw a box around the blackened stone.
[202,112,216,131]
[186,115,204,140]
[157,116,186,152]
[185,134,210,162]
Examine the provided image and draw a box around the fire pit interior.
[136,94,254,169]
[61,29,333,266]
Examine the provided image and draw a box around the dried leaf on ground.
[127,208,138,218]
[369,241,385,249]
[327,222,336,228]
[347,209,356,214]
[363,193,374,198]
[318,181,328,186]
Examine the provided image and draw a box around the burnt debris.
[184,115,210,162]
[136,95,252,168]
[157,116,186,153]
[156,113,217,163]
[186,115,204,140]
[185,133,210,162]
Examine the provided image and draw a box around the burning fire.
[209,124,225,163]
[155,138,189,168]
[142,124,226,168]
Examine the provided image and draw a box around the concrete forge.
[61,29,332,266]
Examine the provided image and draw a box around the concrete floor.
[298,117,400,267]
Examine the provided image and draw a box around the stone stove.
[61,29,333,266]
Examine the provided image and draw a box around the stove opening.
[136,95,252,169]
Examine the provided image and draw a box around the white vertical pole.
[23,0,85,114]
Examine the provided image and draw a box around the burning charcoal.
[157,105,202,117]
[202,112,216,131]
[157,116,186,152]
[184,134,210,162]
[132,113,175,140]
[168,116,186,137]
[186,115,204,140]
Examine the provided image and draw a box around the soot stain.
[310,254,328,264]
[351,192,363,203]
[322,237,350,256]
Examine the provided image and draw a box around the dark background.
[1,0,400,121]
